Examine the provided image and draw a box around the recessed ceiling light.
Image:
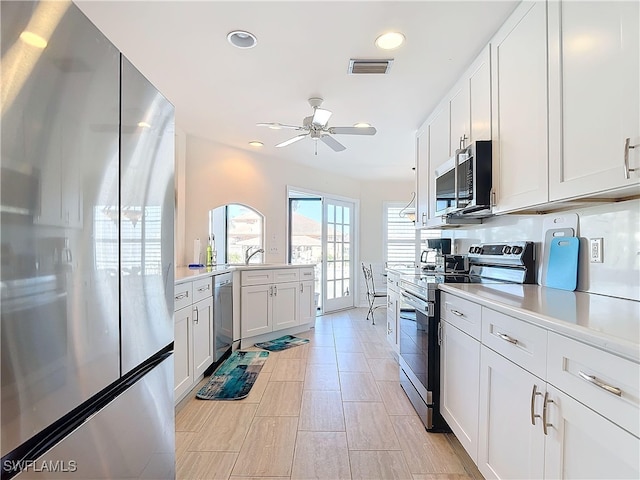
[375,32,405,50]
[227,30,257,49]
[248,141,263,147]
[354,122,371,128]
[20,31,47,49]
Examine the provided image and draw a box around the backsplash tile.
[441,198,640,301]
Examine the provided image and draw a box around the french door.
[323,198,354,312]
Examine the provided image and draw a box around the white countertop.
[439,283,640,363]
[175,263,315,285]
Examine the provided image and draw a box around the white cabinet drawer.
[273,268,299,283]
[441,292,482,340]
[174,282,192,311]
[547,332,640,437]
[241,269,274,286]
[192,277,213,302]
[481,307,547,378]
[299,267,315,280]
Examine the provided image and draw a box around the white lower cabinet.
[192,296,214,378]
[174,306,193,401]
[441,291,640,480]
[240,284,272,337]
[385,273,400,351]
[298,280,315,325]
[478,345,545,480]
[271,281,299,330]
[239,268,315,341]
[544,384,640,479]
[174,278,214,403]
[440,320,480,463]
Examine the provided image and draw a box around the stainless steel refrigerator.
[1,1,175,478]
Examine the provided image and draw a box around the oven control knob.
[512,246,523,255]
[469,246,475,254]
[502,245,512,255]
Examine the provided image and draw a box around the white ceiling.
[75,0,519,182]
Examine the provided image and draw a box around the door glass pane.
[336,279,343,298]
[327,261,335,280]
[327,205,335,223]
[336,206,343,224]
[344,244,350,260]
[335,224,343,243]
[343,208,350,224]
[327,280,335,300]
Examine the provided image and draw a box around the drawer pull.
[450,309,464,317]
[530,384,542,426]
[578,371,622,397]
[175,291,189,300]
[197,284,210,292]
[542,391,554,435]
[496,332,518,345]
[193,306,199,324]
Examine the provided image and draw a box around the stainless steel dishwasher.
[213,272,233,361]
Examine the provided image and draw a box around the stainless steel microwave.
[434,140,492,217]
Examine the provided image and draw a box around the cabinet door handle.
[542,391,554,435]
[197,284,210,292]
[175,291,189,300]
[450,309,464,317]
[193,306,199,324]
[300,283,303,293]
[530,384,542,426]
[269,286,273,296]
[421,212,426,225]
[437,322,443,346]
[624,137,638,179]
[273,285,277,296]
[578,371,622,397]
[496,332,518,345]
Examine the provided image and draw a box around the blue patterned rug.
[196,350,269,400]
[254,334,310,352]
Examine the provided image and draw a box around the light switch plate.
[589,238,603,263]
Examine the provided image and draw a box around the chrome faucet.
[245,247,264,265]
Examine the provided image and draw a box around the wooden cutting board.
[545,237,580,291]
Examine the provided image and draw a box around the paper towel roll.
[193,238,201,265]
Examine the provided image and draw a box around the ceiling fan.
[257,97,376,154]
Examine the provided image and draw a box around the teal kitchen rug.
[196,350,269,400]
[254,334,309,352]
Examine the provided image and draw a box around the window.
[384,203,441,267]
[384,203,417,267]
[209,204,264,264]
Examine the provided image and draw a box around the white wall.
[180,135,413,305]
[443,198,640,301]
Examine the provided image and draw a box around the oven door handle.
[401,292,434,317]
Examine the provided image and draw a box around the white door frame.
[286,185,360,314]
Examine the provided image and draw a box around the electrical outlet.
[589,238,603,263]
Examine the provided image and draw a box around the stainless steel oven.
[397,277,449,432]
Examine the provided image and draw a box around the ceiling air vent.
[348,59,394,75]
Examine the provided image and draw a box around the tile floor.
[175,307,482,480]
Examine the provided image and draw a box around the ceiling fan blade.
[257,122,304,130]
[319,134,346,152]
[275,133,308,147]
[328,126,377,135]
[311,108,332,127]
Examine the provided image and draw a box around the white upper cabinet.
[415,126,429,227]
[491,1,549,213]
[450,79,470,153]
[469,46,492,143]
[548,0,640,200]
[427,103,451,220]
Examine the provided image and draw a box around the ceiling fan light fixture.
[227,30,257,49]
[311,108,332,127]
[248,141,263,147]
[354,122,371,128]
[375,31,405,50]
